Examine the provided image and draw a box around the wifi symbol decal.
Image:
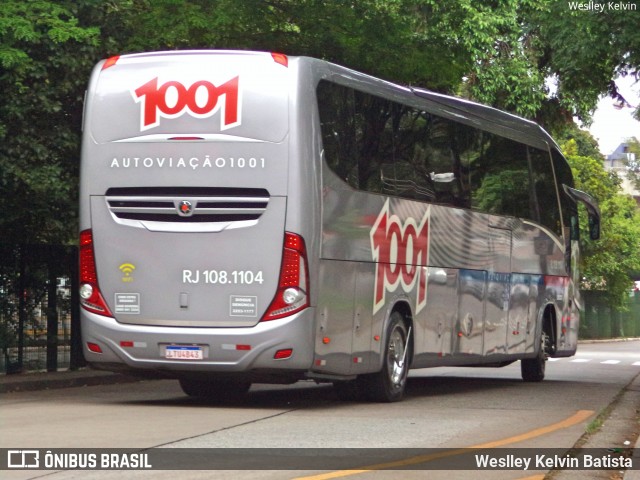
[119,263,136,283]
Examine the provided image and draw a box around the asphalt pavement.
[1,356,639,479]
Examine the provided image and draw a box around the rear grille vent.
[105,187,270,232]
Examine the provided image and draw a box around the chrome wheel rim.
[388,326,406,386]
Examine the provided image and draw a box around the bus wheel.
[179,378,251,402]
[521,331,548,382]
[365,312,410,402]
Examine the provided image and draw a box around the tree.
[0,1,100,244]
[563,139,640,309]
[529,1,640,123]
[1,0,638,244]
[623,137,640,191]
[554,124,605,161]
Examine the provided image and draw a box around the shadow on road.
[115,372,581,410]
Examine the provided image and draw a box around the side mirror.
[563,185,601,241]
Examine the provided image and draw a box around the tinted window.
[530,147,562,237]
[318,81,473,207]
[317,80,564,236]
[470,135,530,219]
[553,150,577,240]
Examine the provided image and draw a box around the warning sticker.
[229,295,257,317]
[115,293,140,314]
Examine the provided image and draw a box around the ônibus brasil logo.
[132,76,241,131]
[370,200,430,315]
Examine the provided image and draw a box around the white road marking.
[551,358,640,366]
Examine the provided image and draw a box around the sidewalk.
[0,368,144,394]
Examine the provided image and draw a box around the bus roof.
[411,87,561,153]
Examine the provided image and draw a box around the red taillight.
[262,232,309,321]
[79,229,113,317]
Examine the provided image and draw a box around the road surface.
[2,340,639,479]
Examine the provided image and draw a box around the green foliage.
[1,0,638,320]
[2,0,572,245]
[554,125,604,161]
[624,138,640,191]
[563,140,640,309]
[563,140,619,202]
[533,1,640,123]
[0,0,100,244]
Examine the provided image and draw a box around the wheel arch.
[540,303,557,356]
[386,299,414,366]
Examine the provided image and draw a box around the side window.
[353,90,395,194]
[317,79,559,230]
[529,148,562,237]
[552,150,578,241]
[392,108,446,203]
[317,81,360,189]
[397,113,473,208]
[318,80,474,207]
[471,135,530,218]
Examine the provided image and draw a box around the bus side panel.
[418,267,457,365]
[319,169,437,374]
[508,273,532,355]
[319,168,573,368]
[456,269,487,356]
[513,220,572,356]
[352,264,378,372]
[314,259,357,375]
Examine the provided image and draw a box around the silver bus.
[79,50,600,402]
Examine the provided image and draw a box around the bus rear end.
[79,51,313,392]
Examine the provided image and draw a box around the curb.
[0,369,146,394]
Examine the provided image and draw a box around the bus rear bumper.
[80,308,315,379]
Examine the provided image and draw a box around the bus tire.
[364,312,410,402]
[179,378,251,402]
[521,331,548,382]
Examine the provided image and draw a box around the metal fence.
[0,244,84,374]
[582,290,640,339]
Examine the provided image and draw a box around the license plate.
[165,345,203,360]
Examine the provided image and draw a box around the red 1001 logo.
[370,200,430,315]
[132,76,240,131]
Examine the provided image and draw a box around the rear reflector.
[87,342,103,354]
[222,344,252,351]
[274,349,293,360]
